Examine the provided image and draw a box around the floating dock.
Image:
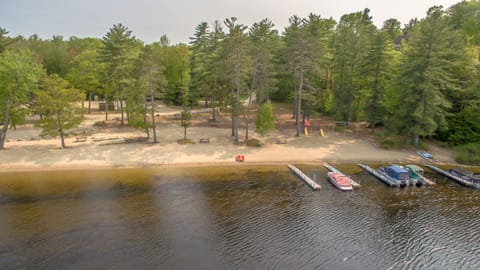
[323,163,360,188]
[288,165,322,190]
[424,165,480,189]
[357,164,401,187]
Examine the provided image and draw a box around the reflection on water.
[1,165,480,269]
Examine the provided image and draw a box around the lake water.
[1,165,479,269]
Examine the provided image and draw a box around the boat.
[378,165,409,187]
[357,164,404,187]
[405,164,435,185]
[322,163,360,188]
[327,172,353,191]
[448,167,480,183]
[417,151,434,162]
[425,165,480,189]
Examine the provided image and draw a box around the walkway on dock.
[425,165,480,189]
[288,165,321,190]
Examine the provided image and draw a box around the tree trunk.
[104,98,109,121]
[0,94,13,150]
[413,133,419,148]
[150,97,157,143]
[120,99,124,126]
[88,92,92,114]
[296,60,304,137]
[60,132,65,149]
[245,72,256,141]
[184,126,187,140]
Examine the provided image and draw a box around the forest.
[1,1,480,163]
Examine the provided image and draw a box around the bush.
[373,131,409,149]
[246,138,263,147]
[93,121,106,128]
[454,143,480,165]
[177,138,193,144]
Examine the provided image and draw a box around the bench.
[199,138,210,143]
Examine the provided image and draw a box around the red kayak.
[327,172,353,191]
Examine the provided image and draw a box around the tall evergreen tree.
[245,18,279,140]
[98,23,138,124]
[361,26,396,131]
[394,6,466,146]
[332,9,374,122]
[221,17,251,142]
[135,44,167,142]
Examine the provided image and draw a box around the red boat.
[327,172,353,191]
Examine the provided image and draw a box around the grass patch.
[374,132,410,149]
[93,121,106,128]
[177,139,193,144]
[454,142,480,165]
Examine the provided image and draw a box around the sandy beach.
[0,109,455,172]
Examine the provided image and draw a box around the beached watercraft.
[357,164,405,187]
[417,151,434,162]
[327,172,353,191]
[405,164,435,185]
[425,165,480,189]
[378,165,409,187]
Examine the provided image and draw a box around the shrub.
[454,143,480,165]
[255,101,275,135]
[93,121,106,128]
[246,138,263,147]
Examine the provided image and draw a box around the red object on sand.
[236,155,245,162]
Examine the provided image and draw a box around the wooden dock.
[357,164,401,187]
[288,165,322,191]
[322,163,360,188]
[424,165,480,189]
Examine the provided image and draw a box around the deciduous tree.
[35,74,85,148]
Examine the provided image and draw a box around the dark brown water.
[1,165,480,269]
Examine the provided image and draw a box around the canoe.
[327,172,353,191]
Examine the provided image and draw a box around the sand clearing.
[0,111,455,172]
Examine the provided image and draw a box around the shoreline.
[0,115,459,173]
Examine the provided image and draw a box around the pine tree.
[34,74,85,148]
[98,23,138,124]
[394,6,466,146]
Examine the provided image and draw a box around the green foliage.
[0,48,43,149]
[158,44,190,105]
[66,49,102,102]
[454,143,480,165]
[391,6,467,146]
[255,101,275,135]
[246,138,263,147]
[438,107,480,145]
[332,9,374,122]
[373,131,410,149]
[34,74,85,148]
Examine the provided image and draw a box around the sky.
[1,0,462,44]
